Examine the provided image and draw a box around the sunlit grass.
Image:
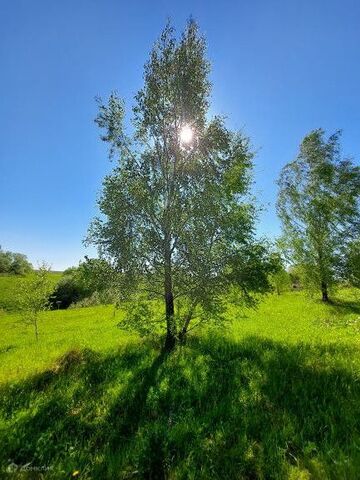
[0,305,134,383]
[0,288,359,478]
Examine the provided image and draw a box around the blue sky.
[1,0,359,270]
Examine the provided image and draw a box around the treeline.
[0,247,32,275]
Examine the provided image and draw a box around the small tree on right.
[277,129,360,302]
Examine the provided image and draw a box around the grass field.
[0,288,360,478]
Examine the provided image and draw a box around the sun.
[179,125,194,145]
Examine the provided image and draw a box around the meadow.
[0,281,360,479]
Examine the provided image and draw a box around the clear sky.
[1,0,359,271]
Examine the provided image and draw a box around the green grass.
[0,272,62,312]
[0,289,360,478]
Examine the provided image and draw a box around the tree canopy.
[277,129,360,301]
[88,21,278,349]
[0,247,32,275]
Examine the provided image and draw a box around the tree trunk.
[34,318,39,341]
[164,279,176,350]
[164,239,176,351]
[321,281,329,302]
[164,298,176,350]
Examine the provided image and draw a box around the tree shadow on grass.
[329,298,360,316]
[1,336,360,479]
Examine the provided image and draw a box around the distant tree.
[87,21,277,350]
[0,247,32,274]
[10,252,32,275]
[62,266,78,276]
[270,268,290,295]
[18,264,55,340]
[268,239,291,295]
[277,129,360,301]
[0,247,12,273]
[288,264,303,289]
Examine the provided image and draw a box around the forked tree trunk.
[321,281,329,302]
[178,308,194,344]
[178,322,189,344]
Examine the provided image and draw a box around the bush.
[51,257,116,309]
[269,268,291,295]
[69,289,118,309]
[50,276,87,309]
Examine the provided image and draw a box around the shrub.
[51,258,116,309]
[50,276,87,309]
[68,289,118,309]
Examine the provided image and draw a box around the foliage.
[288,264,303,289]
[0,290,360,478]
[74,256,114,295]
[118,300,163,338]
[267,242,291,295]
[277,129,360,302]
[51,275,87,309]
[17,264,55,340]
[346,240,360,289]
[68,289,118,309]
[88,21,277,348]
[0,248,12,273]
[0,272,61,312]
[51,257,115,309]
[270,267,291,295]
[0,246,32,275]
